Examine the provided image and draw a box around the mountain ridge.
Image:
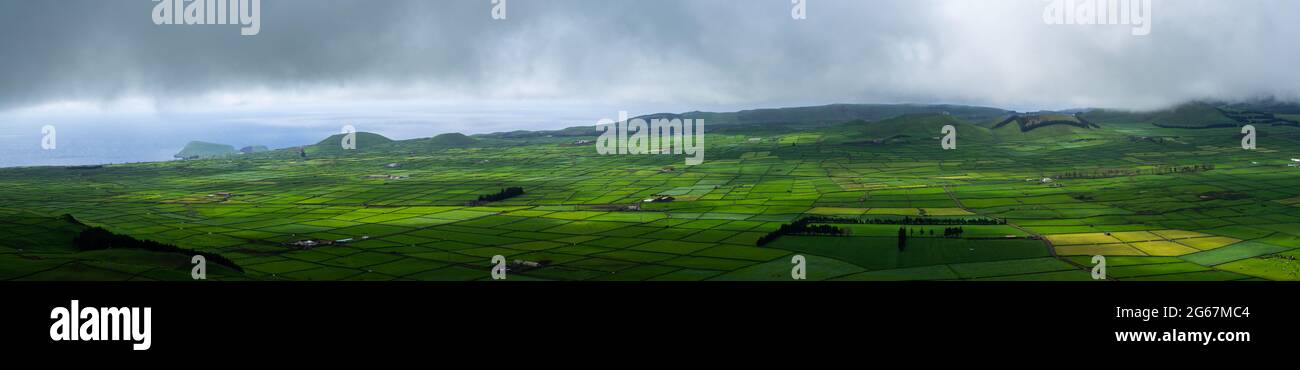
[183,100,1300,157]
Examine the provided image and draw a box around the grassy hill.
[1078,109,1159,125]
[314,131,394,147]
[308,132,395,154]
[1082,102,1242,128]
[478,103,1012,139]
[992,121,1098,140]
[425,133,478,147]
[1225,98,1300,115]
[727,104,1011,126]
[240,145,269,154]
[855,113,993,143]
[174,141,237,159]
[1149,103,1239,128]
[992,113,1097,131]
[984,113,1100,140]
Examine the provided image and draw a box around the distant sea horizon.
[0,123,336,169]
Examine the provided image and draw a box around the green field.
[5,104,1300,281]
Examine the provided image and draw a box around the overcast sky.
[1,0,1298,147]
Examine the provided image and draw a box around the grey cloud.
[1,0,1298,113]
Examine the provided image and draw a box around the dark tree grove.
[478,187,525,203]
[942,227,965,238]
[73,227,243,272]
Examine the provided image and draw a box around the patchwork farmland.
[4,104,1300,281]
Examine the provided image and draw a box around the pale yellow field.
[1151,229,1211,240]
[1046,233,1123,246]
[1176,236,1241,251]
[1049,228,1238,257]
[807,207,869,216]
[1055,244,1146,256]
[1110,231,1162,242]
[865,208,922,216]
[1131,241,1201,256]
[922,208,975,216]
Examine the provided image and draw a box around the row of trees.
[477,187,525,203]
[1053,164,1214,180]
[898,227,969,251]
[756,218,848,246]
[866,216,1003,225]
[801,215,1004,226]
[758,217,994,247]
[897,227,968,239]
[941,227,966,238]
